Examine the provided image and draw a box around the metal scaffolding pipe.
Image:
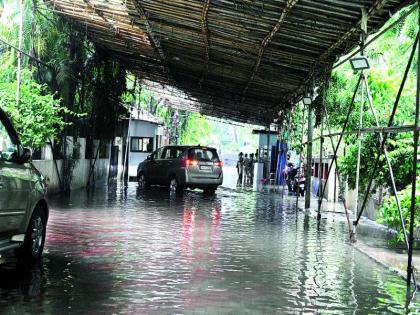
[354,72,364,233]
[296,105,306,209]
[407,3,420,288]
[364,77,410,251]
[303,125,417,144]
[317,98,324,220]
[324,107,354,241]
[355,32,419,226]
[317,75,362,214]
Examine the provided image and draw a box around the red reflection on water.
[180,203,223,273]
[181,207,196,256]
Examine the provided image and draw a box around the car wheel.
[169,177,182,195]
[138,173,149,189]
[16,206,47,265]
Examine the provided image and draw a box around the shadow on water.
[0,254,117,314]
[0,261,45,298]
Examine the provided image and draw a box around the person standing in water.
[236,152,244,186]
[248,153,255,185]
[243,153,250,185]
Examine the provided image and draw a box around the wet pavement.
[1,182,420,314]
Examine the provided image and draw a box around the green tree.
[0,71,68,148]
[325,6,419,194]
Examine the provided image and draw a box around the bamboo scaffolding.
[303,125,418,145]
[42,0,412,124]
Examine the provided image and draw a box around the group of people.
[236,152,255,186]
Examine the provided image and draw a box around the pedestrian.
[243,153,250,185]
[236,152,244,186]
[262,152,269,180]
[248,153,255,185]
[286,162,298,195]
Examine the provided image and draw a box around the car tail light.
[214,161,223,167]
[185,159,198,167]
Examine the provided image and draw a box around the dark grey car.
[137,145,223,194]
[0,108,48,265]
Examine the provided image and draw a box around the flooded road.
[1,182,419,314]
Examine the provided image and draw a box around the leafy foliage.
[0,71,71,148]
[324,7,419,194]
[90,50,127,139]
[377,180,420,244]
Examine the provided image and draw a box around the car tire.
[16,206,47,265]
[138,173,150,189]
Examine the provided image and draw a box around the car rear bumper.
[181,170,223,187]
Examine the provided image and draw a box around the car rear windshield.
[188,148,219,161]
[162,147,186,159]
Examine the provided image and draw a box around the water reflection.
[0,261,45,300]
[0,182,419,314]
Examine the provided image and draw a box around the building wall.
[345,187,383,221]
[310,156,382,221]
[32,137,110,194]
[258,134,278,149]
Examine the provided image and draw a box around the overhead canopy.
[46,0,414,124]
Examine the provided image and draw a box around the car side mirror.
[19,147,31,163]
[147,155,152,160]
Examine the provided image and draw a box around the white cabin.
[115,110,165,179]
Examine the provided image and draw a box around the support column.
[122,105,133,181]
[296,105,306,209]
[354,73,364,232]
[407,3,420,287]
[305,106,313,209]
[334,168,337,203]
[267,125,271,180]
[354,24,366,233]
[278,125,285,196]
[317,114,323,220]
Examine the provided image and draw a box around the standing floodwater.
[0,182,419,314]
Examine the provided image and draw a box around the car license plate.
[200,165,212,171]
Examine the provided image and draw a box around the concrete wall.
[32,137,110,194]
[258,134,278,149]
[345,187,383,221]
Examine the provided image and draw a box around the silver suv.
[137,145,223,194]
[0,108,48,265]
